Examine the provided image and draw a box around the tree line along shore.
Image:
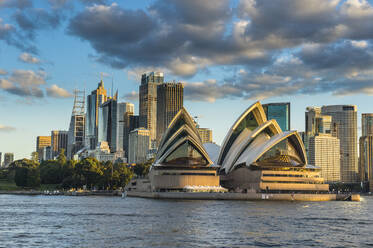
[0,149,151,192]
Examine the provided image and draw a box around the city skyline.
[2,0,373,159]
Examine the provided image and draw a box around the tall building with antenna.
[86,81,107,149]
[67,89,86,159]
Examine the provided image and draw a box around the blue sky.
[1,0,373,159]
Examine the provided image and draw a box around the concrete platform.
[126,191,360,201]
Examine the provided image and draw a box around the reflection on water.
[0,195,372,247]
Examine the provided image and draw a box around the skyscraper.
[98,93,118,152]
[36,136,51,161]
[156,82,184,144]
[304,107,333,155]
[128,128,150,164]
[359,113,373,191]
[0,152,2,167]
[322,105,358,183]
[67,89,85,159]
[262,102,290,131]
[362,113,373,136]
[118,102,135,151]
[51,130,68,158]
[86,80,108,149]
[139,72,164,147]
[308,134,341,183]
[123,112,139,158]
[197,127,213,143]
[4,153,14,167]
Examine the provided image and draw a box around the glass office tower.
[262,102,290,131]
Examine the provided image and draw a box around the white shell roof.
[233,131,307,171]
[217,101,308,174]
[217,101,267,166]
[153,107,213,167]
[221,119,282,173]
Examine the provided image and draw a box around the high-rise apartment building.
[128,128,150,164]
[197,127,213,143]
[139,72,164,147]
[262,102,290,131]
[36,136,51,161]
[51,130,68,158]
[156,82,184,144]
[98,93,118,153]
[321,105,358,183]
[308,134,341,183]
[4,153,14,167]
[86,80,108,149]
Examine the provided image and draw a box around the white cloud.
[0,124,16,132]
[350,40,368,48]
[19,53,40,64]
[46,84,72,98]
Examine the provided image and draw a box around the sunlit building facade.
[197,127,213,143]
[321,105,358,183]
[139,72,164,147]
[156,82,184,145]
[36,136,51,161]
[51,130,68,158]
[308,134,340,183]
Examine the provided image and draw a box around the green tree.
[75,157,103,189]
[113,162,134,189]
[133,162,151,177]
[39,160,63,184]
[10,159,40,188]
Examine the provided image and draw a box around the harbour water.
[0,194,372,247]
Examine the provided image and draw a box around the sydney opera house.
[128,101,331,195]
[148,108,220,192]
[217,102,328,193]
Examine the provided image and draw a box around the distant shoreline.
[0,190,123,197]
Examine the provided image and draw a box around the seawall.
[127,191,361,201]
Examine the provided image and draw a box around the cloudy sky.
[1,0,373,159]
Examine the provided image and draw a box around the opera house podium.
[217,101,329,193]
[148,108,220,192]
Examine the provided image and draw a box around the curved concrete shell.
[153,107,213,167]
[221,119,282,173]
[217,101,267,167]
[234,131,307,169]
